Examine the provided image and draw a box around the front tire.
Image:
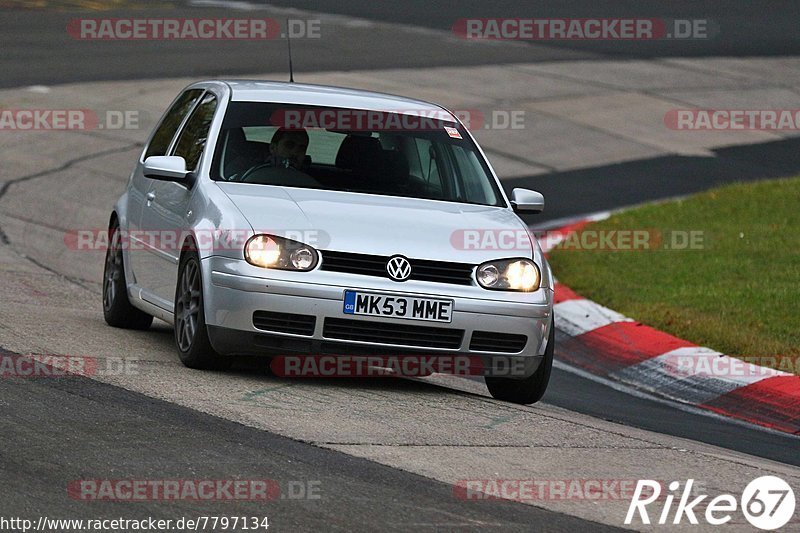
[102,221,153,330]
[485,316,555,405]
[174,251,230,370]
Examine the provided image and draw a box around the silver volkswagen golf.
[103,80,555,404]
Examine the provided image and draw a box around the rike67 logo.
[626,476,795,530]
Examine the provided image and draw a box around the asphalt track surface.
[262,0,800,58]
[1,1,799,530]
[0,349,620,531]
[3,1,800,88]
[511,136,800,225]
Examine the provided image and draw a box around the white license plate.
[343,290,453,323]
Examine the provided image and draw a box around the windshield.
[211,102,506,207]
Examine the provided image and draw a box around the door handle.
[146,192,156,206]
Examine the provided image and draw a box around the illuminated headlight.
[244,234,319,271]
[476,258,540,291]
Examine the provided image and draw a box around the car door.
[138,91,219,308]
[128,89,204,299]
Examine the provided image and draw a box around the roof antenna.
[286,19,295,83]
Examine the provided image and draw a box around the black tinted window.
[173,92,217,171]
[144,89,204,159]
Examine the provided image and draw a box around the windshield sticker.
[444,126,462,139]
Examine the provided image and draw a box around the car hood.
[215,183,534,263]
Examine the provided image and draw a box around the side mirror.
[510,188,544,214]
[143,156,189,182]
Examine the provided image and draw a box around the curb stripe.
[700,376,800,434]
[545,217,799,434]
[566,322,696,373]
[553,282,582,304]
[553,299,633,337]
[612,348,780,406]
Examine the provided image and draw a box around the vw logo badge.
[386,255,412,281]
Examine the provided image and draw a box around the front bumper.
[201,256,553,378]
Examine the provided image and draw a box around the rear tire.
[102,221,153,330]
[485,316,554,405]
[174,251,231,370]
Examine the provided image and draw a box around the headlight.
[476,258,540,291]
[244,234,319,271]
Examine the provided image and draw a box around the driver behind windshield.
[267,127,310,171]
[232,127,314,184]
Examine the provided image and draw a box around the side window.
[173,93,218,171]
[450,145,498,205]
[144,89,204,159]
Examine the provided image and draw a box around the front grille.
[253,311,316,336]
[320,250,474,286]
[319,342,430,356]
[323,317,464,349]
[469,331,528,353]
